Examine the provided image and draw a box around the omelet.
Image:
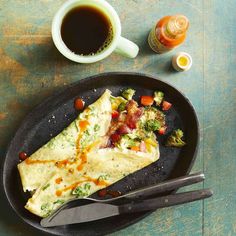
[18,89,162,217]
[18,89,112,192]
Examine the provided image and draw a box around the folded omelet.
[18,90,160,217]
[18,90,112,192]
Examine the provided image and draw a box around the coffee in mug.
[61,6,113,56]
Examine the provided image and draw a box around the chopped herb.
[72,183,91,197]
[94,124,100,132]
[118,102,127,112]
[53,199,65,205]
[122,88,135,100]
[98,174,109,181]
[62,130,68,136]
[43,211,52,217]
[84,130,90,135]
[41,203,50,211]
[47,141,55,149]
[74,121,79,132]
[84,183,91,191]
[42,183,50,191]
[72,186,85,197]
[89,106,95,111]
[110,96,116,103]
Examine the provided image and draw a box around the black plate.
[2,72,199,236]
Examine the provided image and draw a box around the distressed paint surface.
[0,0,235,235]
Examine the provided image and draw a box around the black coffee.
[61,6,113,55]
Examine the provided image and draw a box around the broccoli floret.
[122,88,135,100]
[166,129,186,147]
[142,107,166,129]
[144,119,161,132]
[154,91,164,106]
[118,102,127,112]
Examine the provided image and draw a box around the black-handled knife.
[41,188,213,227]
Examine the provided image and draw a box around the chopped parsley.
[72,183,91,197]
[41,203,50,211]
[94,124,100,132]
[118,102,127,112]
[42,183,50,191]
[53,199,65,205]
[84,183,91,191]
[98,174,109,181]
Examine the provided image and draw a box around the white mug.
[52,0,139,63]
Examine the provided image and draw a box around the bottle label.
[148,26,173,54]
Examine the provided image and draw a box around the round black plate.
[2,72,199,236]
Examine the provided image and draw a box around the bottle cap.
[172,52,192,72]
[167,15,189,36]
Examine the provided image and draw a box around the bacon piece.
[110,133,121,144]
[126,100,144,129]
[117,124,132,135]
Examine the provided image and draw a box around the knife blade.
[41,203,119,227]
[41,189,213,227]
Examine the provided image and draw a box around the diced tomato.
[110,133,121,143]
[158,126,167,135]
[140,96,154,106]
[111,110,119,119]
[74,98,85,110]
[162,101,172,111]
[139,141,146,152]
[131,146,140,152]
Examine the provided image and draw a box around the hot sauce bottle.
[148,15,189,54]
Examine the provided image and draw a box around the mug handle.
[115,36,139,58]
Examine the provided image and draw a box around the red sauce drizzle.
[25,158,74,167]
[55,180,83,196]
[55,176,109,196]
[25,159,55,165]
[19,152,28,161]
[98,189,122,198]
[74,98,85,110]
[76,120,90,153]
[56,190,62,197]
[55,177,63,184]
[55,159,69,168]
[85,176,109,187]
[76,153,87,171]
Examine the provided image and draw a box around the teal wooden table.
[1,0,236,235]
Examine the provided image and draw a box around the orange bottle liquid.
[148,15,189,54]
